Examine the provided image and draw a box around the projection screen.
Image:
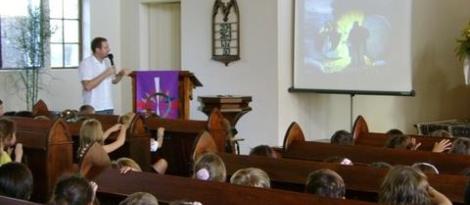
[293,0,414,95]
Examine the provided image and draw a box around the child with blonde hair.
[78,117,129,158]
[193,152,226,182]
[112,157,143,173]
[230,167,270,188]
[0,119,22,165]
[78,118,131,179]
[119,192,158,205]
[379,165,451,205]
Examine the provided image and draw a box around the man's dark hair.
[0,99,3,105]
[249,145,275,158]
[91,37,107,53]
[0,162,33,200]
[50,175,93,205]
[386,129,404,136]
[330,130,353,145]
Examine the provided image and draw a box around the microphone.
[107,53,114,66]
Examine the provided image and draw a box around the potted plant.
[14,0,51,110]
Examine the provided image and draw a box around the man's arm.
[112,69,130,84]
[82,67,115,91]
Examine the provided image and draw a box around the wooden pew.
[285,140,470,175]
[352,116,452,151]
[65,114,151,171]
[282,122,470,175]
[31,100,59,119]
[10,117,73,202]
[144,109,226,176]
[0,196,42,205]
[219,153,467,204]
[94,168,378,205]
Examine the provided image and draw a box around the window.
[0,0,41,69]
[49,0,81,69]
[0,0,81,69]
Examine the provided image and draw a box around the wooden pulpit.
[198,96,252,153]
[130,71,202,120]
[198,95,252,127]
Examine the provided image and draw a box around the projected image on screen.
[304,0,391,73]
[294,0,412,93]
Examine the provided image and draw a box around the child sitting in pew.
[193,152,226,182]
[112,157,143,173]
[379,165,451,205]
[77,117,131,179]
[430,129,453,138]
[386,129,404,136]
[78,118,129,158]
[48,175,97,205]
[79,105,95,115]
[149,127,168,174]
[330,130,354,145]
[249,145,278,158]
[0,119,23,165]
[384,134,452,153]
[305,169,345,199]
[449,137,470,155]
[230,167,271,188]
[119,192,159,205]
[0,162,33,200]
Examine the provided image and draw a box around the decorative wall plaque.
[212,0,240,66]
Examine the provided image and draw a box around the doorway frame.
[138,0,181,68]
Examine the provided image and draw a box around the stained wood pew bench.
[10,117,73,202]
[94,168,379,205]
[0,196,43,205]
[282,122,470,175]
[65,114,151,171]
[352,116,453,151]
[285,140,470,175]
[218,153,467,204]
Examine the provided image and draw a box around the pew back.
[0,196,42,205]
[352,116,452,151]
[11,117,73,202]
[284,141,470,175]
[219,153,467,204]
[95,168,379,205]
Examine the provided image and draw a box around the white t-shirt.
[78,56,113,111]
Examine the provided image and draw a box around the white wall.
[181,0,279,153]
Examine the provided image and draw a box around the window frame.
[49,0,83,69]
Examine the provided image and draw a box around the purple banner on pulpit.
[135,71,179,119]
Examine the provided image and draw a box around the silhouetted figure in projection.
[326,22,341,51]
[348,22,369,67]
[318,22,341,59]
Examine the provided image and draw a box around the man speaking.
[78,37,129,115]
